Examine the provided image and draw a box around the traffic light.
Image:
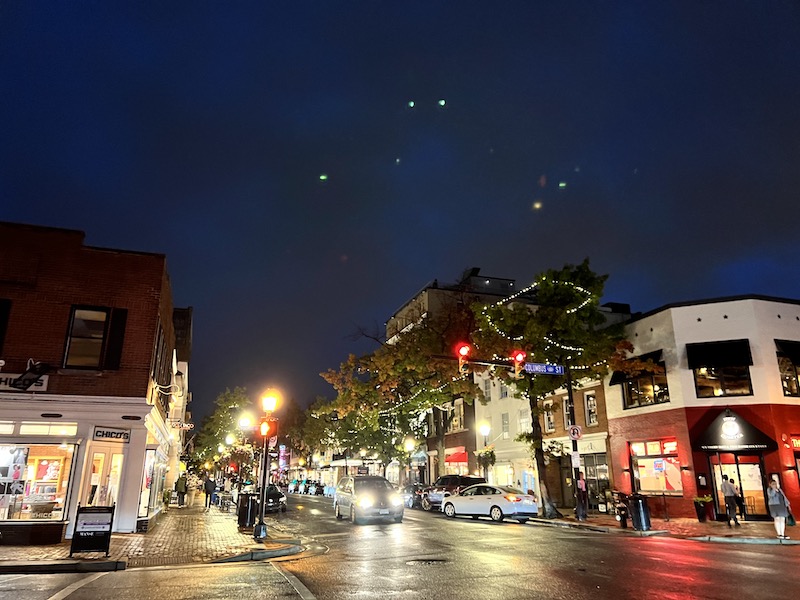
[511,350,527,379]
[456,343,472,375]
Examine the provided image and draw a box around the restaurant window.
[0,443,76,521]
[611,351,670,409]
[630,438,682,495]
[64,306,127,370]
[585,392,598,427]
[687,340,753,398]
[776,340,800,397]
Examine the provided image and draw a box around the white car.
[441,484,538,523]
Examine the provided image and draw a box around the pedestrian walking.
[204,474,216,510]
[576,471,588,522]
[730,477,746,517]
[720,475,740,527]
[175,473,188,507]
[767,479,792,539]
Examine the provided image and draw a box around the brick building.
[0,222,191,542]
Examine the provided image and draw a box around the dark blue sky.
[2,2,799,421]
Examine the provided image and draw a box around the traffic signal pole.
[565,366,587,521]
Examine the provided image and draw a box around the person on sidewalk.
[730,477,746,517]
[203,474,216,510]
[175,473,188,507]
[575,471,588,522]
[720,475,740,527]
[767,479,792,539]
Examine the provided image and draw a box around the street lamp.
[404,437,415,484]
[253,389,280,541]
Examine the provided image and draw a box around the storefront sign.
[695,409,777,452]
[790,436,800,450]
[0,374,49,392]
[93,426,130,443]
[70,505,115,557]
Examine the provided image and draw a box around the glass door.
[709,453,766,518]
[83,445,125,507]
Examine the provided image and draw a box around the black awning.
[694,408,777,452]
[610,350,663,385]
[686,339,752,369]
[775,339,800,365]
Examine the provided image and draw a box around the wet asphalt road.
[2,493,798,600]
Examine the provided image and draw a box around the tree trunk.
[530,396,563,519]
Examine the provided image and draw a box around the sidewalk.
[544,511,800,545]
[0,502,303,574]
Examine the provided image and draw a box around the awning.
[694,408,777,452]
[610,350,663,385]
[445,451,468,463]
[776,339,800,365]
[686,339,752,369]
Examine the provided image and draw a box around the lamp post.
[479,423,491,480]
[253,390,280,542]
[404,437,416,484]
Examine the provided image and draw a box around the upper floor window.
[563,396,574,429]
[447,400,465,432]
[483,379,492,401]
[519,409,531,434]
[501,412,510,439]
[0,299,10,355]
[64,306,127,370]
[687,340,752,398]
[611,350,670,409]
[499,383,508,399]
[585,392,599,426]
[776,340,800,397]
[543,401,555,433]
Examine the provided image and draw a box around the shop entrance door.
[709,453,767,519]
[83,445,125,507]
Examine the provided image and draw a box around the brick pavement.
[0,502,295,568]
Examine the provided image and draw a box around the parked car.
[263,484,288,513]
[307,481,326,496]
[441,484,537,523]
[334,475,404,524]
[287,479,298,494]
[400,483,426,509]
[422,474,486,511]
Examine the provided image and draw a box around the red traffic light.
[456,343,472,375]
[511,350,526,363]
[456,343,472,358]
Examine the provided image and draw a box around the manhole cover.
[406,559,447,566]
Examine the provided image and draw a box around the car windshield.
[355,478,393,491]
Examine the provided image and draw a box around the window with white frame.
[543,401,555,433]
[563,396,574,429]
[585,392,598,427]
[500,383,508,399]
[447,400,465,432]
[483,378,492,401]
[501,413,509,439]
[519,409,531,434]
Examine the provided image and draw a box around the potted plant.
[162,489,172,512]
[693,495,712,522]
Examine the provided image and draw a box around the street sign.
[523,362,565,375]
[568,425,583,441]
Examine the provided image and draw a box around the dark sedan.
[263,484,287,513]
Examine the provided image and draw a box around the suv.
[422,475,486,511]
[334,475,404,524]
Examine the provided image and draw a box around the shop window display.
[630,438,683,495]
[0,444,75,520]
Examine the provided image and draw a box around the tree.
[192,387,254,470]
[321,292,484,478]
[473,259,627,518]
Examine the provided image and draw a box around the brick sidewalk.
[0,503,293,567]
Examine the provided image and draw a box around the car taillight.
[504,495,521,502]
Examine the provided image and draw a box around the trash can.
[237,493,258,528]
[629,493,651,531]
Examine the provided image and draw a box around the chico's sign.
[93,426,130,443]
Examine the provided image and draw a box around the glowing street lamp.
[254,389,281,541]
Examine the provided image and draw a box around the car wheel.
[443,502,456,518]
[490,506,504,522]
[350,505,361,525]
[394,515,403,523]
[335,504,342,520]
[421,496,432,511]
[281,505,287,513]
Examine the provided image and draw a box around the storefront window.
[0,443,75,520]
[630,438,683,495]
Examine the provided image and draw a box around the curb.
[0,559,127,574]
[212,543,304,563]
[687,536,800,545]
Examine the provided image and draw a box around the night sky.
[2,3,799,422]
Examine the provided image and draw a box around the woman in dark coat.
[767,479,792,539]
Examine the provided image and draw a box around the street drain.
[406,559,447,566]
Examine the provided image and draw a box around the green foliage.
[192,387,254,464]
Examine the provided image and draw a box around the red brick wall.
[0,222,174,399]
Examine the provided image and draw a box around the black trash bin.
[629,493,651,531]
[237,493,258,528]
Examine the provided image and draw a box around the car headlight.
[358,495,374,509]
[390,494,403,507]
